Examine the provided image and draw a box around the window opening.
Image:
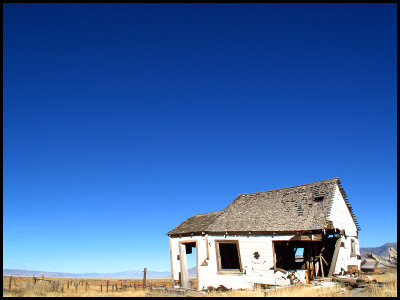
[314,196,324,202]
[295,248,304,264]
[216,241,241,272]
[185,242,197,278]
[350,239,357,257]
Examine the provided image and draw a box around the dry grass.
[3,271,397,297]
[2,276,170,297]
[363,271,397,297]
[2,288,149,297]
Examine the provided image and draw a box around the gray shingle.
[167,178,360,235]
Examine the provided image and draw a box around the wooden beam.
[272,241,277,269]
[139,270,146,290]
[319,256,325,277]
[205,234,209,260]
[328,238,342,276]
[169,238,174,287]
[290,235,312,241]
[179,243,189,288]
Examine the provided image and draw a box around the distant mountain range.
[3,269,170,279]
[360,242,397,258]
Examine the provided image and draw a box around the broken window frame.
[273,241,304,271]
[215,240,243,274]
[350,239,357,257]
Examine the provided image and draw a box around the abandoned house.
[166,177,361,290]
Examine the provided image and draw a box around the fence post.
[106,281,109,293]
[100,284,102,293]
[9,276,12,289]
[143,268,147,289]
[67,281,69,289]
[85,280,88,292]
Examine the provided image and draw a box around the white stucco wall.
[170,234,307,290]
[327,185,358,237]
[333,235,361,274]
[326,185,361,273]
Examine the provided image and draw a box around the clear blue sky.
[3,3,397,273]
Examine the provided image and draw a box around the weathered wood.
[272,242,277,269]
[389,247,397,261]
[9,276,12,289]
[205,234,209,260]
[331,276,358,286]
[328,238,342,276]
[319,256,325,277]
[143,268,147,288]
[169,237,175,288]
[291,234,312,241]
[305,268,310,284]
[360,259,367,266]
[179,243,189,288]
[273,267,288,273]
[365,252,397,268]
[106,280,109,293]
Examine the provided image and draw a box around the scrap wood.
[274,268,288,274]
[364,252,397,268]
[329,276,379,288]
[330,277,358,287]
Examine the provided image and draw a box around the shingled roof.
[167,178,360,235]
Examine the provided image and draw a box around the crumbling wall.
[326,185,360,274]
[170,234,299,290]
[327,185,358,237]
[198,234,301,289]
[333,236,361,274]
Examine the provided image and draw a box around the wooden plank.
[319,256,325,277]
[328,238,342,276]
[205,234,209,260]
[169,238,174,287]
[272,242,276,269]
[179,243,189,288]
[196,240,199,290]
[291,235,312,241]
